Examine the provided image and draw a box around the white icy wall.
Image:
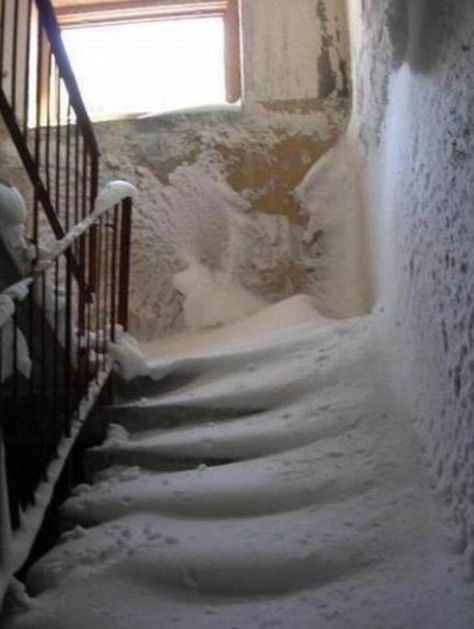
[347,0,474,576]
[241,0,349,102]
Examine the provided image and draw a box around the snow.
[347,0,474,580]
[172,262,267,329]
[0,183,32,263]
[0,367,112,606]
[39,181,138,267]
[2,300,473,628]
[0,183,27,228]
[95,98,358,340]
[108,332,149,381]
[95,180,138,212]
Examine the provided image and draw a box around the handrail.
[0,0,136,601]
[36,0,99,159]
[0,188,135,535]
[0,0,100,245]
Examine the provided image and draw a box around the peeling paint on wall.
[241,0,349,102]
[93,101,368,340]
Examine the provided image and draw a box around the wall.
[95,100,372,340]
[240,0,349,103]
[348,0,474,577]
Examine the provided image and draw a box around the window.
[53,0,241,120]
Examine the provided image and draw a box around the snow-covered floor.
[2,297,473,629]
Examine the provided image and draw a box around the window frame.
[53,0,241,102]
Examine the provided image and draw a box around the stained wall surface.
[348,0,474,576]
[240,0,349,103]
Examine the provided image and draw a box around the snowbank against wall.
[348,0,474,577]
[96,99,370,340]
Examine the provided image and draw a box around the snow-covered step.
[3,313,473,629]
[86,388,371,471]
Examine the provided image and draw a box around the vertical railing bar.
[52,258,59,456]
[44,47,52,193]
[118,198,132,331]
[0,0,5,84]
[74,124,80,226]
[103,214,111,371]
[55,67,61,224]
[40,272,48,482]
[64,253,72,437]
[84,233,92,389]
[95,217,102,382]
[11,0,19,114]
[33,18,43,245]
[110,206,118,342]
[65,101,71,231]
[22,0,33,138]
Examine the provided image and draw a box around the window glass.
[62,17,226,120]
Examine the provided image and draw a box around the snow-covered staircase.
[2,304,474,628]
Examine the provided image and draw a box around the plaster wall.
[240,0,349,103]
[93,100,369,340]
[347,0,474,574]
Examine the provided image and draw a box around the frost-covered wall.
[95,101,372,339]
[241,0,349,102]
[348,0,474,576]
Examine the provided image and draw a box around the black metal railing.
[0,195,133,530]
[0,0,99,247]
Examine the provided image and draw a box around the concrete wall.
[241,0,349,103]
[348,0,474,577]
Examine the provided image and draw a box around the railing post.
[117,197,132,332]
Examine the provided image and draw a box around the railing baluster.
[110,206,118,342]
[64,253,72,437]
[44,47,52,193]
[11,0,19,114]
[55,67,61,224]
[65,101,71,231]
[0,0,5,87]
[118,198,132,331]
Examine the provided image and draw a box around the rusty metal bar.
[117,197,132,331]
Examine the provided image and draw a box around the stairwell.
[1,1,474,627]
[2,310,474,628]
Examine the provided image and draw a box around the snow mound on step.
[142,293,330,362]
[172,262,267,329]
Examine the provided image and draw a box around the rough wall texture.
[94,100,372,340]
[241,0,349,102]
[350,0,474,576]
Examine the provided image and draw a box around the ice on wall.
[349,0,474,577]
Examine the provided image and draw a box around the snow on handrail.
[35,181,137,273]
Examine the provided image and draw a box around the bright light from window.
[62,18,226,120]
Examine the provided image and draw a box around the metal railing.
[0,0,99,246]
[0,2,136,598]
[0,193,133,532]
